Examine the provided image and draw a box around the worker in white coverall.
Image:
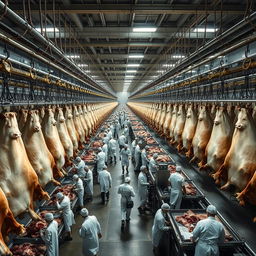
[118,177,135,229]
[40,213,59,256]
[84,166,93,201]
[141,145,150,168]
[79,208,102,256]
[131,137,138,164]
[98,166,112,204]
[113,120,120,139]
[73,174,84,209]
[96,147,105,173]
[123,125,129,143]
[134,142,143,172]
[138,166,150,214]
[107,128,112,141]
[73,157,86,178]
[120,144,131,175]
[103,133,109,145]
[152,203,171,256]
[56,192,75,241]
[108,137,117,164]
[149,153,158,173]
[192,205,225,256]
[102,142,108,165]
[119,133,126,152]
[168,165,186,209]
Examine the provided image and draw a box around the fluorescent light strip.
[78,64,88,67]
[194,28,218,33]
[125,75,135,78]
[36,27,59,32]
[66,55,80,59]
[126,70,137,73]
[163,64,175,67]
[128,55,144,59]
[127,64,140,67]
[133,27,157,32]
[172,55,185,59]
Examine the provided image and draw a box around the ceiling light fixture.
[66,55,80,59]
[125,75,135,78]
[163,64,175,67]
[194,28,218,33]
[172,55,185,59]
[78,64,88,67]
[36,27,59,33]
[133,27,157,32]
[128,55,144,59]
[126,70,137,73]
[127,64,140,67]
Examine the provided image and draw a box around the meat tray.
[169,209,244,250]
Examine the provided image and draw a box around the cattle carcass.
[189,105,213,167]
[78,105,89,138]
[182,104,198,155]
[200,106,233,172]
[64,106,79,153]
[169,104,178,141]
[158,103,167,132]
[212,108,256,191]
[83,105,93,134]
[171,104,186,150]
[41,108,66,177]
[0,187,26,256]
[72,105,86,146]
[55,107,74,164]
[22,110,60,187]
[162,104,173,136]
[0,112,49,219]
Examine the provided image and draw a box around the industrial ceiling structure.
[6,0,254,95]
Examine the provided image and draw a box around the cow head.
[198,105,208,122]
[235,108,252,130]
[26,110,41,132]
[214,106,225,126]
[44,109,57,126]
[0,112,22,139]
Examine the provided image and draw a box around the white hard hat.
[98,147,102,151]
[75,156,81,162]
[84,165,89,170]
[140,165,147,171]
[56,192,64,200]
[206,205,217,215]
[145,145,150,150]
[125,177,131,183]
[153,153,158,159]
[161,203,170,210]
[103,165,107,169]
[176,166,182,172]
[80,208,89,217]
[73,174,79,180]
[45,213,54,222]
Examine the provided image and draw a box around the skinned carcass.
[72,105,86,146]
[169,104,178,141]
[162,104,173,136]
[189,105,213,167]
[22,110,60,187]
[78,105,89,138]
[0,112,50,219]
[212,107,256,191]
[41,108,66,177]
[200,106,233,172]
[158,103,167,132]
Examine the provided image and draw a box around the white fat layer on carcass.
[169,105,178,139]
[73,105,86,143]
[173,105,186,143]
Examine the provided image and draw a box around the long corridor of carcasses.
[60,108,154,256]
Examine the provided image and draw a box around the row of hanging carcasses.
[128,102,256,221]
[0,102,117,256]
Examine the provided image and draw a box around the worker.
[102,142,108,166]
[120,112,125,128]
[40,213,59,256]
[119,133,126,152]
[113,120,120,139]
[108,136,117,164]
[107,128,112,140]
[73,174,84,209]
[117,177,135,229]
[56,192,75,241]
[191,205,225,256]
[120,144,131,175]
[138,165,150,214]
[152,203,171,256]
[96,147,105,173]
[123,125,129,143]
[84,166,93,201]
[110,122,115,135]
[98,166,112,204]
[168,165,186,209]
[134,142,143,172]
[141,145,150,168]
[131,137,138,164]
[103,133,109,145]
[149,153,159,173]
[79,208,102,256]
[73,157,86,179]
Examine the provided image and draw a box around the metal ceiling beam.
[11,4,245,15]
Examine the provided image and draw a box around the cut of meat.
[11,243,46,256]
[156,155,171,162]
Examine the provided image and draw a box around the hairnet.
[125,177,131,183]
[84,165,89,170]
[161,203,170,210]
[153,153,158,159]
[145,145,150,150]
[73,174,78,180]
[45,213,54,221]
[98,147,102,151]
[124,144,128,148]
[176,166,182,172]
[140,165,147,171]
[56,192,64,199]
[75,157,81,162]
[206,205,217,215]
[80,208,89,217]
[103,165,107,169]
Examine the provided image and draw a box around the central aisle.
[60,149,154,256]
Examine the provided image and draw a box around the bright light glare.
[172,55,185,59]
[157,70,164,73]
[133,27,157,32]
[66,55,80,59]
[36,27,59,32]
[127,64,140,67]
[163,64,175,67]
[194,28,218,33]
[78,64,88,67]
[125,75,135,78]
[126,70,137,73]
[128,55,144,59]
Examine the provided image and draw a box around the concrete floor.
[59,147,154,256]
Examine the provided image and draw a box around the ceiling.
[8,0,250,94]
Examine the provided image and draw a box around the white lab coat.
[152,209,170,247]
[79,216,101,256]
[75,160,86,178]
[123,128,129,142]
[110,125,115,135]
[192,216,225,256]
[98,170,112,193]
[134,145,142,170]
[74,178,84,207]
[103,136,109,145]
[84,170,93,196]
[118,183,135,221]
[119,135,126,147]
[107,130,112,140]
[56,196,75,232]
[120,148,131,167]
[41,220,59,256]
[138,172,149,206]
[131,140,136,159]
[96,151,106,173]
[141,149,149,167]
[102,144,108,163]
[108,139,117,157]
[168,172,185,209]
[149,158,158,173]
[114,123,120,138]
